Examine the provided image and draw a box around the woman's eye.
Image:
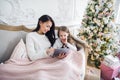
[47,26,51,28]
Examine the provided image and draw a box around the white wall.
[0,0,89,28]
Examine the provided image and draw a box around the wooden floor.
[85,59,101,80]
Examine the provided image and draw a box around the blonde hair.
[58,26,71,43]
[58,26,78,50]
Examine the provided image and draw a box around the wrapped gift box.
[100,63,120,80]
[103,55,120,67]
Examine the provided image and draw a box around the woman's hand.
[57,53,67,59]
[46,48,55,56]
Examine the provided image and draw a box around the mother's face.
[39,20,52,34]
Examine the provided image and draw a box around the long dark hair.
[33,15,56,46]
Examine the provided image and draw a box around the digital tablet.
[52,48,70,57]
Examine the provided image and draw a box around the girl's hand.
[57,53,67,59]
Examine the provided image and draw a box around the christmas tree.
[78,0,119,68]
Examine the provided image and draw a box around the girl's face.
[59,30,69,43]
[39,20,52,34]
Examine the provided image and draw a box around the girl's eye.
[64,35,66,37]
[47,26,49,28]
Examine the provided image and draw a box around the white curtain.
[116,4,120,24]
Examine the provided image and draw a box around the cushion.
[9,39,29,60]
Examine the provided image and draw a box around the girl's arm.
[66,43,77,51]
[52,38,61,49]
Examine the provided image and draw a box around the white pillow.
[9,39,29,60]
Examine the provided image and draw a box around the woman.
[26,15,66,61]
[26,15,56,61]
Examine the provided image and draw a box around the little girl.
[47,26,77,58]
[53,26,77,50]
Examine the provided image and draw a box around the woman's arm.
[26,34,48,61]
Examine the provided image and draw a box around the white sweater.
[53,38,77,51]
[26,32,50,61]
